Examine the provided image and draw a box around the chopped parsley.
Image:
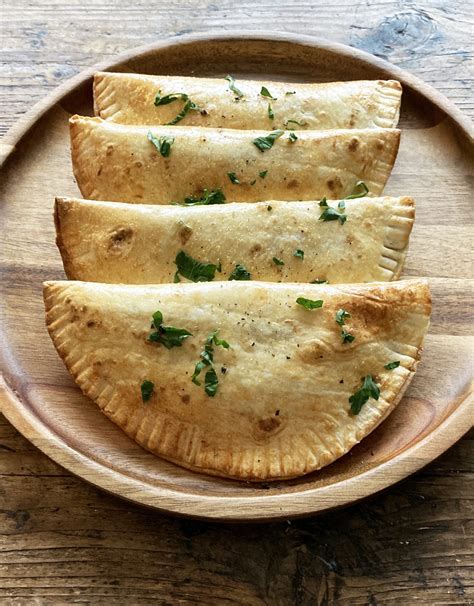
[296,297,324,310]
[250,179,256,185]
[384,361,400,370]
[259,170,268,178]
[294,249,304,260]
[147,130,174,157]
[272,256,284,266]
[267,205,272,211]
[345,180,369,199]
[267,103,274,120]
[141,380,154,402]
[335,308,351,326]
[225,74,243,98]
[192,331,230,397]
[253,130,284,152]
[148,310,192,350]
[289,132,298,142]
[153,92,201,125]
[285,91,296,95]
[260,86,276,100]
[175,251,218,282]
[227,172,241,184]
[341,329,355,344]
[228,264,251,281]
[319,199,347,225]
[310,279,327,284]
[349,375,380,415]
[175,188,226,206]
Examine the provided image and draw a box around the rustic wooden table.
[1,1,473,603]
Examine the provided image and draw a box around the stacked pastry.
[44,73,431,481]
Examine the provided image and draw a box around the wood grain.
[1,1,473,603]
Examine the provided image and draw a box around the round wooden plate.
[1,32,472,521]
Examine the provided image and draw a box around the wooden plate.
[1,32,472,521]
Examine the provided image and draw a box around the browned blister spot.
[348,137,359,152]
[258,417,281,433]
[181,394,190,405]
[179,224,193,245]
[250,243,262,254]
[287,179,299,189]
[106,226,135,256]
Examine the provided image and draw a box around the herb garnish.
[225,74,244,98]
[154,92,201,125]
[148,310,192,349]
[260,86,276,100]
[259,170,268,178]
[253,130,284,152]
[345,180,369,199]
[267,104,274,120]
[319,199,347,225]
[335,309,351,326]
[141,380,154,402]
[227,172,241,184]
[285,90,296,95]
[335,308,355,343]
[310,279,327,284]
[289,132,298,142]
[147,130,174,157]
[175,189,226,206]
[228,264,251,281]
[296,297,324,310]
[192,331,230,397]
[349,375,380,415]
[294,249,304,260]
[175,251,218,282]
[384,361,400,370]
[272,256,284,266]
[267,205,272,211]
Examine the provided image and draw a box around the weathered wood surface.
[1,0,473,604]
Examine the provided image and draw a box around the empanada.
[94,72,402,130]
[55,196,414,284]
[43,279,431,481]
[70,116,400,203]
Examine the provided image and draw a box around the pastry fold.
[44,279,431,481]
[55,196,414,284]
[94,72,402,130]
[70,116,400,203]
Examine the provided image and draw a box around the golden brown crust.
[43,279,431,481]
[69,115,401,203]
[54,196,414,284]
[93,72,402,130]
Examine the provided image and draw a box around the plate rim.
[1,31,473,521]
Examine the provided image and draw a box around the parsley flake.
[175,251,218,282]
[225,74,244,98]
[147,130,174,157]
[192,331,230,397]
[259,170,268,178]
[267,103,274,120]
[294,249,304,260]
[349,375,380,415]
[141,380,154,402]
[335,308,351,326]
[154,92,202,125]
[310,279,327,284]
[227,172,241,184]
[296,297,324,310]
[319,199,347,225]
[175,189,226,206]
[253,130,284,152]
[341,329,355,344]
[289,132,298,142]
[285,91,296,95]
[273,256,284,266]
[148,310,192,350]
[345,180,369,199]
[384,361,400,370]
[285,119,306,127]
[228,264,251,281]
[260,86,276,100]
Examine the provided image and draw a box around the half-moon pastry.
[94,72,402,130]
[70,116,400,203]
[43,279,431,481]
[54,195,414,284]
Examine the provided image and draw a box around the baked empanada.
[55,195,414,284]
[94,72,402,130]
[43,279,431,481]
[70,116,400,203]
